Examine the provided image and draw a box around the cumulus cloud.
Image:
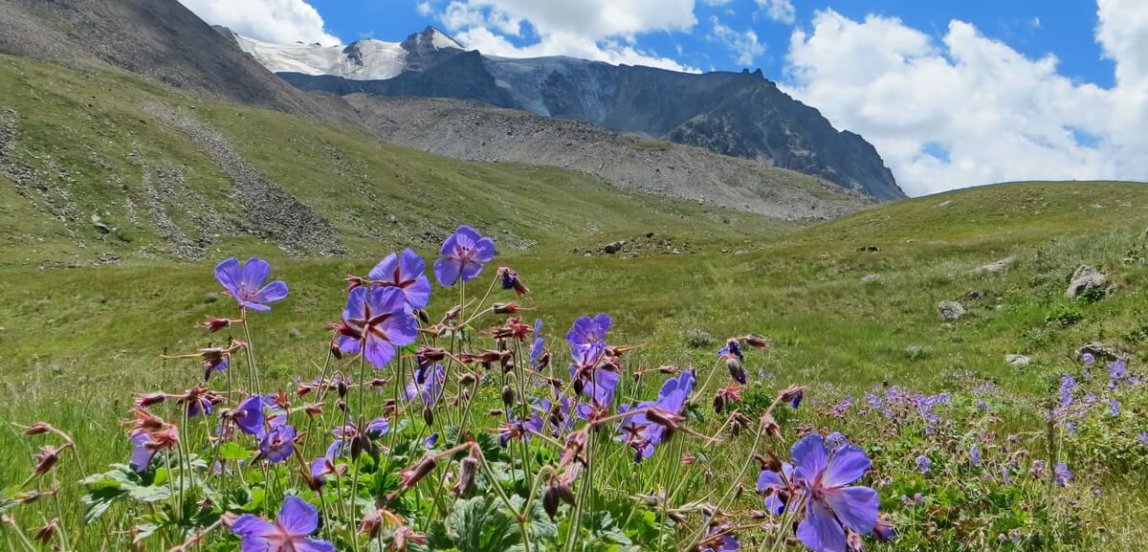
[781,5,1148,196]
[426,0,698,72]
[757,0,796,24]
[177,0,341,45]
[710,17,765,66]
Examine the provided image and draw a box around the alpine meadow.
[1,1,1147,551]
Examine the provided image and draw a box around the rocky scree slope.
[348,95,869,220]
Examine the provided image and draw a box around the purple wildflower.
[757,461,794,515]
[337,286,418,369]
[789,435,879,552]
[259,423,296,464]
[1081,352,1095,365]
[235,395,265,437]
[231,496,334,552]
[433,225,495,287]
[830,396,853,417]
[970,444,981,466]
[405,364,446,406]
[1137,432,1148,447]
[129,433,156,473]
[365,417,389,438]
[1054,463,1072,487]
[526,396,575,438]
[567,314,611,356]
[423,433,439,449]
[1109,399,1121,417]
[214,257,288,311]
[916,454,931,474]
[1031,460,1045,478]
[700,525,740,552]
[618,371,695,460]
[369,249,432,309]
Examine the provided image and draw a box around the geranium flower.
[369,249,432,309]
[231,496,334,552]
[405,364,446,406]
[259,423,296,464]
[336,287,418,369]
[235,395,266,437]
[214,257,288,311]
[790,434,880,552]
[433,225,495,287]
[619,371,695,460]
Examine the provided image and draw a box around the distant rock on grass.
[974,257,1013,274]
[1005,354,1031,367]
[1065,265,1109,299]
[937,300,966,322]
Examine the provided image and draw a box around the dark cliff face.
[252,28,904,199]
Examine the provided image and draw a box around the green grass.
[2,54,1148,550]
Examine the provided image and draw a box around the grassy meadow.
[2,54,1148,551]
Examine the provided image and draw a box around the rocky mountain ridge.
[234,27,905,200]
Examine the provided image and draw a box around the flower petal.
[297,538,337,552]
[214,257,241,295]
[382,311,419,348]
[240,257,271,289]
[459,259,485,282]
[757,469,784,493]
[439,232,460,257]
[404,276,432,309]
[253,281,289,305]
[473,237,496,262]
[276,496,320,537]
[796,499,846,552]
[823,445,871,487]
[371,286,407,315]
[364,336,396,368]
[792,434,828,483]
[823,486,879,535]
[368,252,399,282]
[434,257,461,287]
[232,514,276,540]
[399,249,426,279]
[343,287,367,320]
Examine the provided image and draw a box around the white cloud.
[428,0,698,72]
[710,17,765,66]
[757,0,796,24]
[417,2,434,17]
[177,0,341,45]
[781,6,1148,196]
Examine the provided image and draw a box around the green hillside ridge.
[0,54,792,269]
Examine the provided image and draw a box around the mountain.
[0,0,354,122]
[232,27,905,200]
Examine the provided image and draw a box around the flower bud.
[493,302,520,314]
[726,357,746,385]
[33,519,59,544]
[454,457,478,496]
[745,334,770,349]
[22,421,53,436]
[33,446,61,475]
[422,405,434,426]
[500,385,515,407]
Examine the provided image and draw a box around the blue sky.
[181,0,1147,196]
[302,1,1111,86]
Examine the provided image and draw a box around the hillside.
[0,54,809,270]
[348,95,868,219]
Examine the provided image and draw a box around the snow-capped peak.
[232,27,465,82]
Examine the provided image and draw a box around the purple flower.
[1054,463,1072,487]
[700,525,740,552]
[235,395,266,437]
[337,287,419,369]
[405,364,446,406]
[129,433,156,473]
[1137,432,1148,448]
[214,257,288,311]
[423,433,439,449]
[259,423,296,464]
[369,249,432,309]
[231,496,334,552]
[1031,460,1045,478]
[618,371,696,460]
[970,444,981,466]
[433,225,495,287]
[1081,352,1095,365]
[365,417,389,438]
[790,434,879,552]
[916,454,931,474]
[567,314,612,356]
[830,397,853,417]
[757,461,795,515]
[1109,399,1121,417]
[526,396,575,438]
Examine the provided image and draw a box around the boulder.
[974,257,1013,274]
[603,241,624,254]
[937,300,966,322]
[1076,342,1124,361]
[1005,354,1031,367]
[1065,265,1107,298]
[861,273,881,282]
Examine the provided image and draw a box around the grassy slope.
[0,54,790,269]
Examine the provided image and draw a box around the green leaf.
[219,442,253,463]
[447,496,516,552]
